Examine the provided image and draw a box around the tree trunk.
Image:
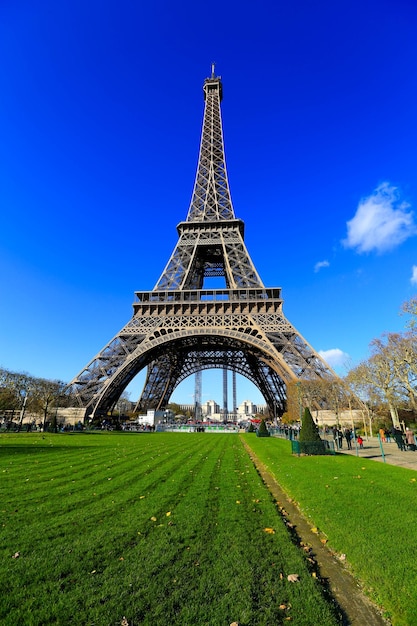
[388,403,400,428]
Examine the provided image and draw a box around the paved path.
[335,436,417,471]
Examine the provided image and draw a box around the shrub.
[256,419,270,437]
[298,407,326,455]
[299,407,321,442]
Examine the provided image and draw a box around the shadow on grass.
[0,436,97,457]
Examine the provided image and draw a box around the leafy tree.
[285,380,306,422]
[167,403,182,415]
[0,387,19,413]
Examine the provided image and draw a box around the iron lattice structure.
[68,68,334,419]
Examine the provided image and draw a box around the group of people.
[332,427,356,450]
[380,426,416,451]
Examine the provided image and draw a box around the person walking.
[344,428,352,450]
[393,427,407,451]
[405,428,416,451]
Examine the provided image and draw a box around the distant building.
[169,399,265,422]
[237,400,266,417]
[202,400,220,416]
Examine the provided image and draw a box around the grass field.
[243,434,417,626]
[0,432,341,626]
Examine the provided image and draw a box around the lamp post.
[18,391,27,432]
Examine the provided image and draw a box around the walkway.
[335,436,417,471]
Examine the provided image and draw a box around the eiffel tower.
[68,66,334,420]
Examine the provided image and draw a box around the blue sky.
[1,0,417,408]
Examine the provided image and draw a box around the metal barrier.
[291,440,336,456]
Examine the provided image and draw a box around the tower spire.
[153,70,263,290]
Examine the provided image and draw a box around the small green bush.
[256,419,270,437]
[299,407,321,442]
[298,407,326,454]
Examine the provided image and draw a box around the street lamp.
[18,391,28,432]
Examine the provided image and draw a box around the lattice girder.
[155,221,263,291]
[68,70,336,420]
[69,287,333,418]
[89,331,290,417]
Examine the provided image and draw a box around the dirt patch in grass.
[242,439,389,626]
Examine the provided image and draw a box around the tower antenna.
[211,62,215,78]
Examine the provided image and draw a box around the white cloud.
[314,260,329,273]
[319,348,349,368]
[411,265,417,285]
[342,182,416,253]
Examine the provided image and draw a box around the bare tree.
[375,332,417,411]
[0,367,35,426]
[401,295,417,329]
[347,352,402,428]
[31,378,68,431]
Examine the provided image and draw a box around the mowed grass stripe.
[243,434,417,626]
[1,433,340,625]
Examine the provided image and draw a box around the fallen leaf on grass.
[121,618,129,626]
[320,538,328,544]
[287,574,300,582]
[263,527,275,534]
[150,516,157,522]
[311,527,319,534]
[166,511,171,516]
[279,604,287,610]
[236,500,241,504]
[11,552,20,559]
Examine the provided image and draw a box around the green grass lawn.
[1,432,340,626]
[242,434,417,626]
